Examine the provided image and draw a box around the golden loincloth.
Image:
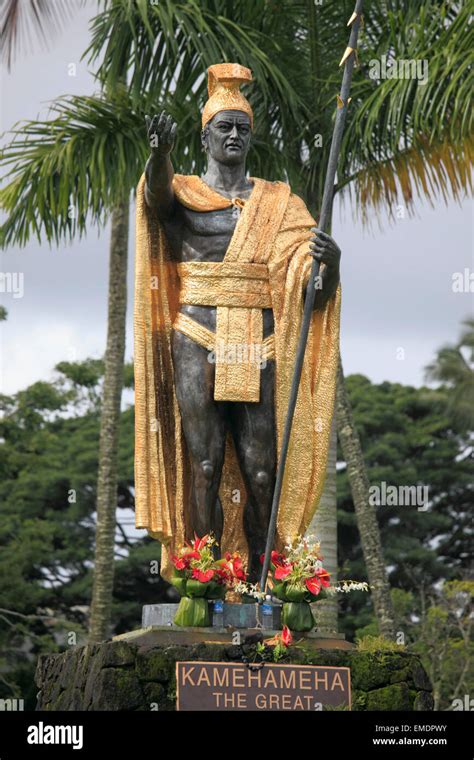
[134,174,341,579]
[173,258,276,400]
[172,311,275,366]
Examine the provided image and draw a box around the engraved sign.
[176,661,351,711]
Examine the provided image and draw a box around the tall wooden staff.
[260,0,364,592]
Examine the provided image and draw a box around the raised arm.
[144,112,177,220]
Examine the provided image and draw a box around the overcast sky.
[1,2,472,397]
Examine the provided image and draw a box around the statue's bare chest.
[183,206,238,237]
[162,194,274,334]
[163,204,239,262]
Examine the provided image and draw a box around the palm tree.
[335,356,397,637]
[2,0,472,639]
[87,197,129,642]
[425,317,474,430]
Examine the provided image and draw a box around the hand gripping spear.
[260,0,364,593]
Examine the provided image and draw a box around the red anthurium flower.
[231,556,246,580]
[260,550,287,567]
[316,568,331,587]
[171,555,187,570]
[192,568,215,583]
[305,576,321,595]
[271,551,286,567]
[216,566,231,582]
[281,625,293,647]
[193,534,209,551]
[181,550,200,561]
[275,564,293,580]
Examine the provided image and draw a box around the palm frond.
[336,0,474,218]
[0,90,147,247]
[340,134,473,224]
[2,0,473,249]
[85,0,304,118]
[424,320,474,429]
[1,0,82,70]
[458,318,474,354]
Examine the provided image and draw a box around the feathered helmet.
[202,63,253,129]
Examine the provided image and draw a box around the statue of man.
[134,63,341,583]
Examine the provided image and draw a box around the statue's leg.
[227,360,276,583]
[171,329,227,546]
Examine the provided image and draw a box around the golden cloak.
[134,174,341,580]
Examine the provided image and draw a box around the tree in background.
[338,373,472,629]
[0,0,133,646]
[391,582,473,711]
[0,0,79,70]
[425,317,474,430]
[336,319,473,707]
[2,0,472,638]
[0,313,471,704]
[0,359,170,706]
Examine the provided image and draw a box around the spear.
[260,0,364,593]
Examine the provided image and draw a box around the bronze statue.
[134,64,341,583]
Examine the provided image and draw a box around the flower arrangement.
[262,536,331,631]
[170,534,246,626]
[257,625,293,662]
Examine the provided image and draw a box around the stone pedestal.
[35,634,434,711]
[115,625,352,649]
[142,601,282,630]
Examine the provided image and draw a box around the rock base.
[35,629,433,711]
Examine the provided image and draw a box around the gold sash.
[176,260,273,401]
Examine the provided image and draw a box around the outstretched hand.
[145,111,177,157]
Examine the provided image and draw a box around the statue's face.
[202,110,252,165]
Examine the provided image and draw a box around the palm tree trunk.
[308,415,339,633]
[335,354,396,639]
[88,199,129,643]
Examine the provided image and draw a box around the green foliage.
[0,359,170,703]
[86,0,474,214]
[340,0,473,219]
[425,317,474,429]
[337,377,473,623]
[339,328,473,710]
[2,0,473,249]
[395,582,473,710]
[1,90,148,246]
[356,635,405,652]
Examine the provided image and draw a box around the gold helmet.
[202,63,253,129]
